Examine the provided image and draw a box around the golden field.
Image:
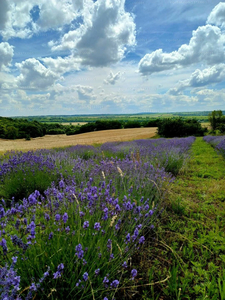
[0,127,157,152]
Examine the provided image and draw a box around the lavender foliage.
[0,137,195,299]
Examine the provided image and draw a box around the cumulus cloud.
[104,71,121,85]
[0,42,14,71]
[76,85,95,101]
[168,64,225,95]
[41,56,81,74]
[0,0,82,39]
[37,1,77,31]
[16,58,60,90]
[51,0,136,67]
[207,2,225,28]
[139,24,225,75]
[0,0,10,30]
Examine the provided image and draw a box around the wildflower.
[83,221,89,229]
[0,238,7,254]
[79,211,85,218]
[139,236,145,244]
[62,212,68,223]
[125,233,130,243]
[59,180,65,189]
[110,253,114,260]
[107,239,112,251]
[65,226,70,233]
[122,261,127,269]
[12,256,18,264]
[75,244,84,259]
[131,269,137,279]
[95,268,100,276]
[94,222,101,231]
[55,214,61,222]
[110,279,119,288]
[53,263,64,279]
[83,272,88,282]
[103,276,109,287]
[48,232,53,240]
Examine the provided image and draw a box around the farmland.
[0,134,225,299]
[0,127,157,152]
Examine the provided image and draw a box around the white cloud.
[76,85,95,101]
[139,24,225,75]
[41,56,81,74]
[168,64,225,95]
[104,71,121,85]
[207,2,225,28]
[0,42,14,71]
[51,0,136,67]
[0,0,10,30]
[37,1,77,31]
[16,58,60,90]
[0,0,83,40]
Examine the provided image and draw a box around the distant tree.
[208,110,223,132]
[4,126,19,139]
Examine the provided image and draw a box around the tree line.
[0,111,224,140]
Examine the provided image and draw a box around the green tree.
[208,110,223,132]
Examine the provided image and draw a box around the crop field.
[0,127,157,153]
[0,135,225,299]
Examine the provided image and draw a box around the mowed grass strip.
[139,137,225,300]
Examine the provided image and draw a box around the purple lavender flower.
[139,236,145,244]
[59,179,65,189]
[83,221,89,229]
[122,261,127,269]
[75,243,84,259]
[79,211,85,218]
[131,269,137,279]
[55,214,61,222]
[65,226,70,233]
[12,256,18,264]
[30,283,37,291]
[83,272,88,282]
[107,239,112,251]
[62,212,68,223]
[53,263,64,279]
[48,232,53,240]
[103,276,109,287]
[94,268,100,276]
[110,279,119,288]
[0,238,7,254]
[94,222,101,231]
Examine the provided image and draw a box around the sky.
[0,0,225,116]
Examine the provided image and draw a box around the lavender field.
[203,135,225,157]
[0,137,196,299]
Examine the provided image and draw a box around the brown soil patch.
[0,128,157,152]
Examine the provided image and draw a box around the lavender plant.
[203,135,225,158]
[0,137,195,299]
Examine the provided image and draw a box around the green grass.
[139,137,225,299]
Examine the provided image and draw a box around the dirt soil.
[0,128,157,152]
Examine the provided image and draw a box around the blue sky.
[0,0,225,116]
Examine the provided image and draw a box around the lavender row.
[0,137,196,299]
[203,135,225,157]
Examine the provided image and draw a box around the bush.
[158,118,207,138]
[124,121,141,128]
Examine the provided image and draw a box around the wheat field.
[0,128,157,152]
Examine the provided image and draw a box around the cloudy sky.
[0,0,225,116]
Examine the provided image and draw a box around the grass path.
[143,137,225,300]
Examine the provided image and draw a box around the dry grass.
[0,127,157,152]
[61,122,87,126]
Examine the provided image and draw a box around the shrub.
[158,118,207,138]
